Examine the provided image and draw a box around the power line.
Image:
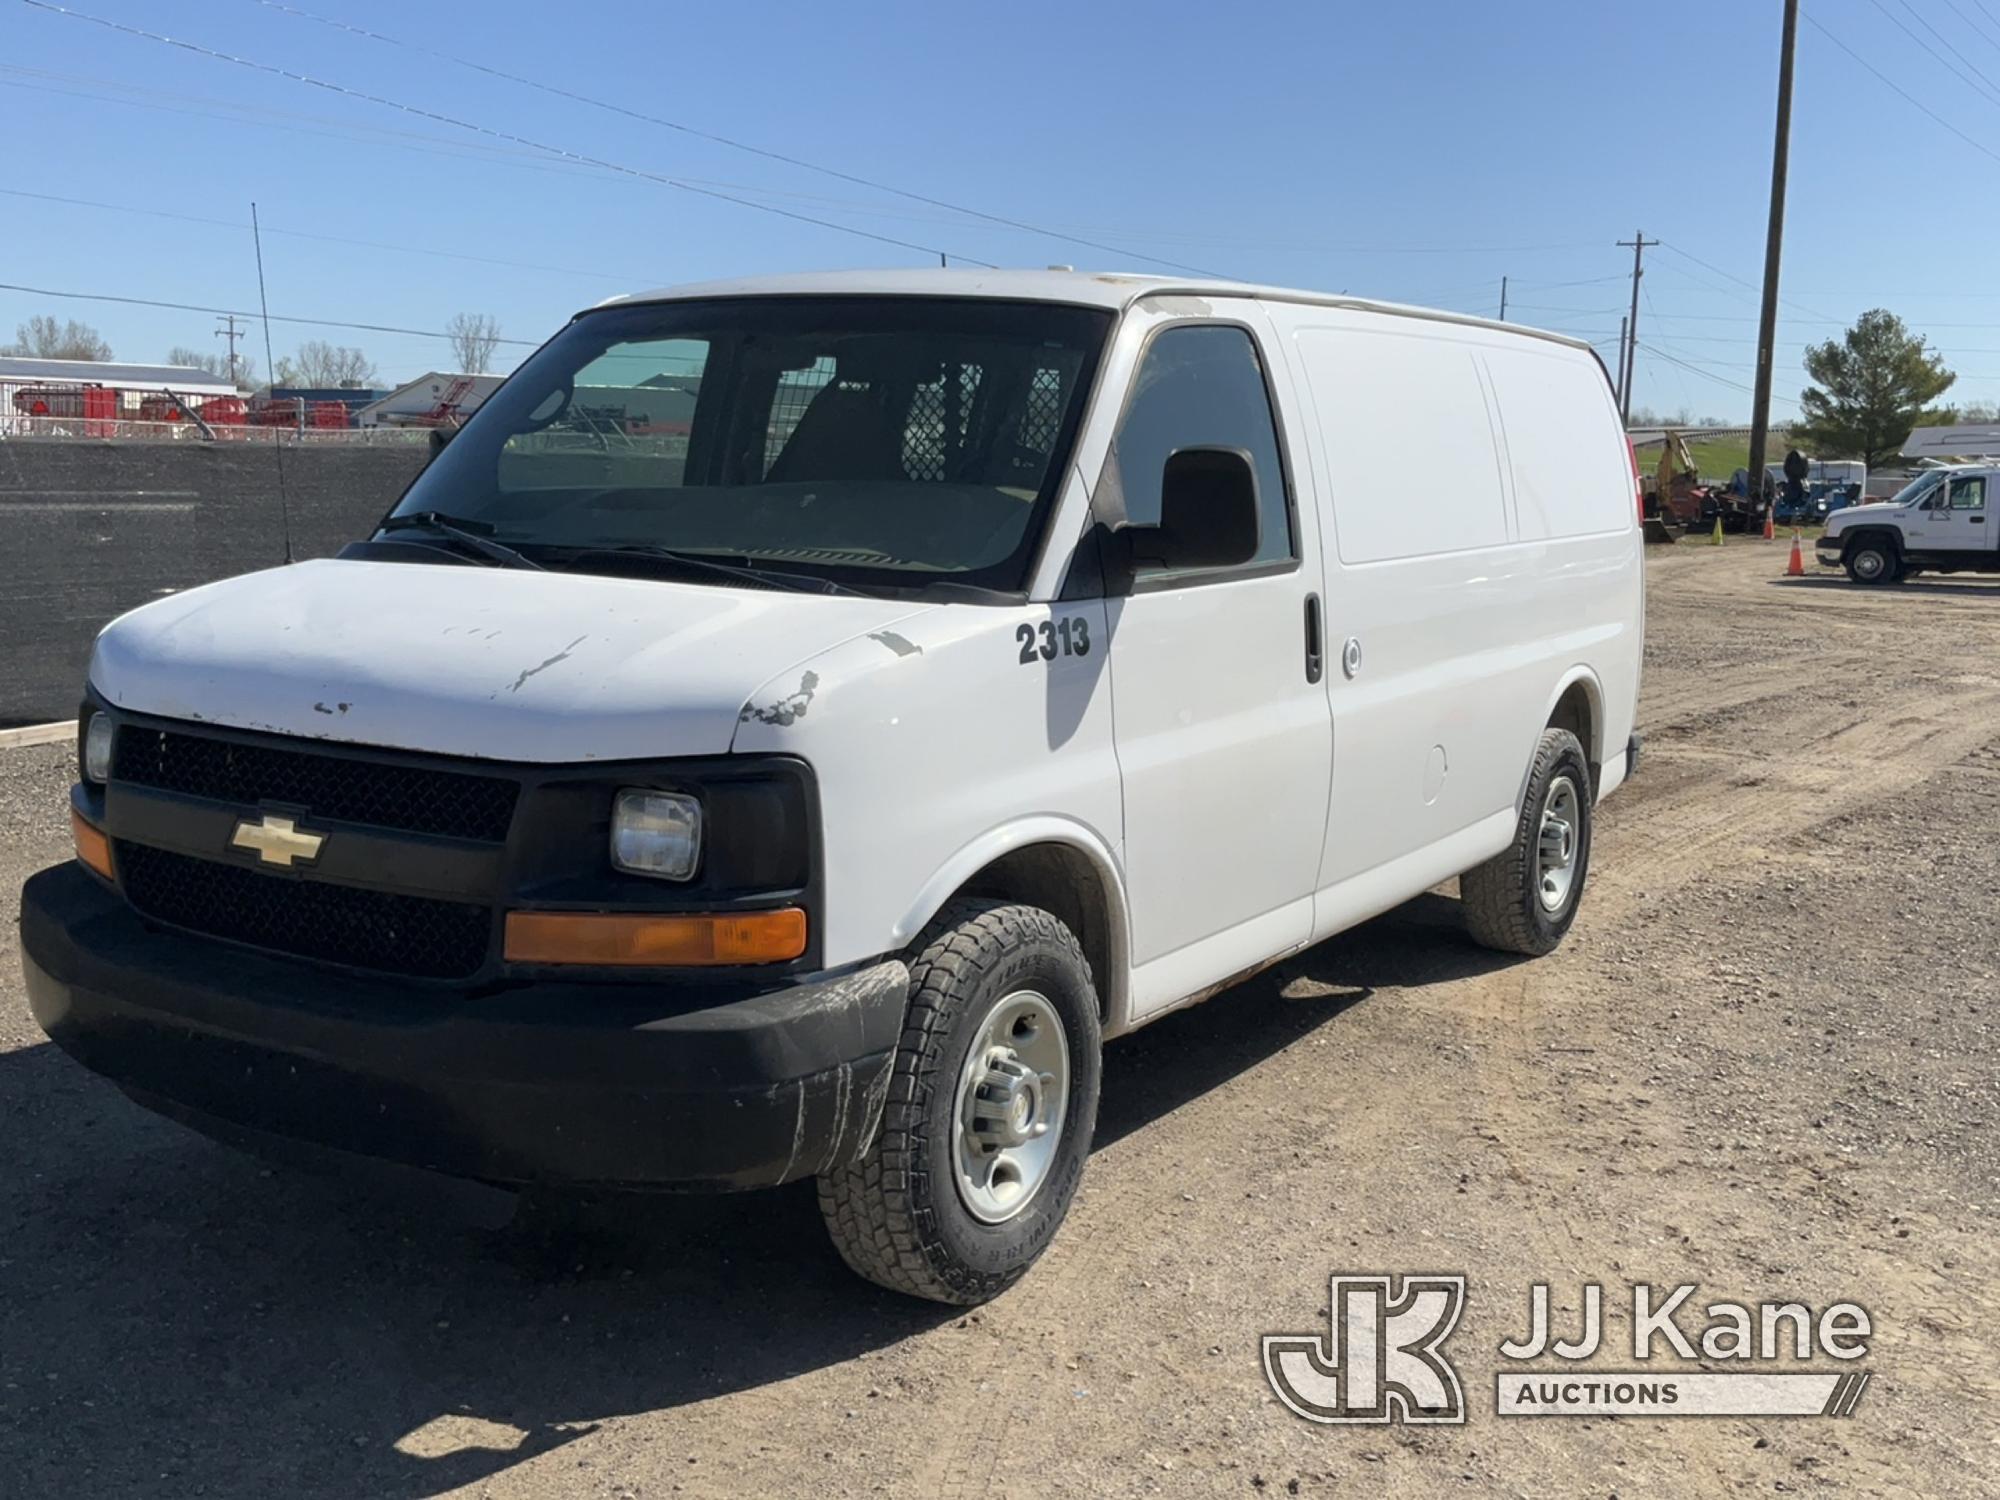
[1892,0,2000,101]
[1,62,1604,267]
[1654,240,1839,324]
[19,1,1007,269]
[0,63,587,172]
[1502,302,1627,315]
[0,186,643,284]
[1644,282,1697,414]
[36,2,1598,272]
[1507,274,1630,291]
[1938,0,2000,55]
[1801,10,2000,167]
[241,0,1232,278]
[1637,340,1803,404]
[1646,309,2000,328]
[0,280,543,346]
[1863,0,2000,109]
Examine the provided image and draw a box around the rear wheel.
[817,900,1102,1305]
[1846,537,1898,585]
[1461,728,1593,956]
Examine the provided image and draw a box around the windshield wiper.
[540,543,868,597]
[379,511,544,571]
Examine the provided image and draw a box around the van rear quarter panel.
[1263,301,1641,929]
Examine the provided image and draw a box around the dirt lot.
[2,542,1996,1499]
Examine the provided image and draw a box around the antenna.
[250,202,295,565]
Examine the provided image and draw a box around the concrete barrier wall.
[0,440,429,726]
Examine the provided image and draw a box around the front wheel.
[1460,728,1593,956]
[817,900,1102,1305]
[1845,539,1898,585]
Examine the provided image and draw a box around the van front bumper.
[19,862,906,1191]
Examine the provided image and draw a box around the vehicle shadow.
[0,889,1520,1499]
[1771,575,2000,598]
[1096,889,1525,1147]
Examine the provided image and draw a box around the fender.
[894,815,1136,1037]
[1837,525,1904,559]
[1517,665,1605,811]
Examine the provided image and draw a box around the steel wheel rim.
[1855,550,1884,580]
[952,989,1069,1225]
[1537,775,1582,913]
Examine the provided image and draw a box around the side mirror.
[428,424,455,457]
[1121,446,1261,572]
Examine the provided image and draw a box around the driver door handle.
[1303,593,1323,684]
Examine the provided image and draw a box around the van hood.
[89,558,933,762]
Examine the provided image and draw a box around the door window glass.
[1112,324,1293,571]
[1948,475,1986,510]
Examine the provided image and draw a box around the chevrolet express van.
[21,270,1643,1304]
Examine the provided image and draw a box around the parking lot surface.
[2,542,1995,1498]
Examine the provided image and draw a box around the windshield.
[387,296,1113,597]
[1886,471,1945,508]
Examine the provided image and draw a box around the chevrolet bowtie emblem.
[229,813,326,868]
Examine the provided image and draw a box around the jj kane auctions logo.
[1264,1275,1873,1424]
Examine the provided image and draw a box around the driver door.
[1932,473,1990,553]
[1100,316,1332,1017]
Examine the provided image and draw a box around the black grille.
[113,726,518,842]
[116,842,491,980]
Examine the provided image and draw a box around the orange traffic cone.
[1786,528,1806,577]
[1763,509,1776,540]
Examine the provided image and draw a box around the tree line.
[0,302,1975,470]
[2,310,506,390]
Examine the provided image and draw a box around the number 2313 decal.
[1017,616,1091,664]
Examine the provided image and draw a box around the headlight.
[610,789,702,880]
[82,713,114,784]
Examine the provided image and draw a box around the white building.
[353,372,505,428]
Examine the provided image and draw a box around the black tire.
[817,899,1102,1305]
[1845,537,1899,585]
[1460,728,1593,956]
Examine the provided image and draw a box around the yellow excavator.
[1642,430,1702,543]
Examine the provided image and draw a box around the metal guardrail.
[1627,425,1792,447]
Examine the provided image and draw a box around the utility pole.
[1616,231,1658,424]
[1499,276,1509,322]
[214,313,244,386]
[1748,0,1800,505]
[1615,315,1629,405]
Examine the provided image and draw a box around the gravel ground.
[1,542,1996,1498]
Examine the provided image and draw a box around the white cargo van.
[22,270,1643,1304]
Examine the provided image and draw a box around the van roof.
[595,268,1594,353]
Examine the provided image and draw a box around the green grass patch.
[1683,437,1749,482]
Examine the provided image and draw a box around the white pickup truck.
[1816,465,2000,583]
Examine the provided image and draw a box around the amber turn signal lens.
[71,808,114,880]
[503,908,807,966]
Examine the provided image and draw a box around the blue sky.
[6,0,2000,419]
